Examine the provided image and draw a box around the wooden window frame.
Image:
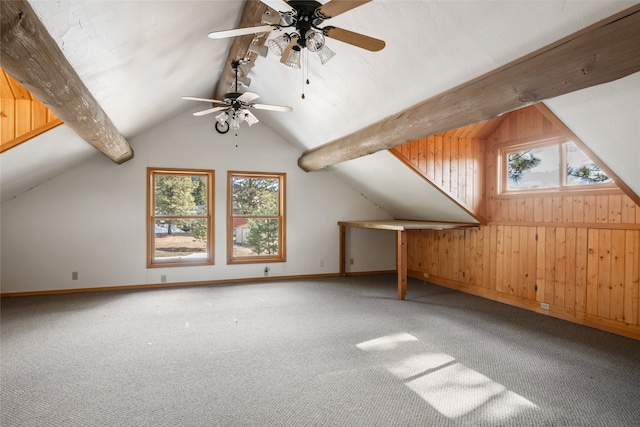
[498,136,616,197]
[227,171,286,264]
[147,167,214,268]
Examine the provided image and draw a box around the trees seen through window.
[147,168,214,267]
[503,140,612,192]
[228,172,285,264]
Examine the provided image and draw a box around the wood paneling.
[407,225,640,338]
[390,131,486,220]
[0,68,62,152]
[401,104,640,340]
[484,106,639,227]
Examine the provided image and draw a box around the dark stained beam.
[214,0,270,100]
[0,0,133,164]
[298,4,640,172]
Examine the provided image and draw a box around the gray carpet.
[2,274,639,426]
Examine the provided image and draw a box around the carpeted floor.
[2,274,639,426]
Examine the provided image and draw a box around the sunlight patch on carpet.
[405,362,537,418]
[357,333,538,421]
[355,332,418,351]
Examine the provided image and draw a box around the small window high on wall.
[147,168,214,267]
[501,138,613,194]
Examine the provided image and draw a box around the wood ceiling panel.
[0,66,62,153]
[1,69,31,100]
[436,116,503,140]
[0,69,14,99]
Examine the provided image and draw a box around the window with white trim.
[501,139,613,194]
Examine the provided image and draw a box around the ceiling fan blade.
[208,24,274,39]
[279,36,298,63]
[260,0,293,13]
[317,0,371,18]
[182,96,225,103]
[193,106,228,117]
[251,103,293,112]
[324,26,385,52]
[238,92,260,103]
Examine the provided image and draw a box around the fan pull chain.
[301,49,306,99]
[305,48,310,86]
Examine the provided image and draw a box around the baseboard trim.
[0,270,395,298]
[407,270,640,341]
[345,270,396,276]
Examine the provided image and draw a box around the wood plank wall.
[390,135,485,218]
[0,68,62,152]
[397,105,640,339]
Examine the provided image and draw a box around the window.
[147,168,214,267]
[501,139,613,193]
[228,171,286,264]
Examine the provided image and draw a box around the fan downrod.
[223,61,244,110]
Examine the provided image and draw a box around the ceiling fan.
[208,0,385,68]
[182,61,292,134]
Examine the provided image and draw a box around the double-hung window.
[228,171,286,264]
[147,168,214,267]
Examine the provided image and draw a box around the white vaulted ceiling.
[1,1,638,208]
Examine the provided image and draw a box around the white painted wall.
[0,125,96,203]
[544,72,640,196]
[0,112,395,293]
[331,151,478,223]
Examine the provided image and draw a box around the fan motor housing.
[223,92,244,110]
[288,0,325,27]
[288,1,323,16]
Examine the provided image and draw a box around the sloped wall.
[390,135,485,221]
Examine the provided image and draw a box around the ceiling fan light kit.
[248,43,269,57]
[195,1,384,116]
[284,45,302,68]
[267,33,291,56]
[182,61,292,135]
[305,30,325,52]
[208,0,384,68]
[214,112,230,134]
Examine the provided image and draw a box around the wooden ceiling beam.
[214,0,270,100]
[0,0,133,164]
[298,4,640,172]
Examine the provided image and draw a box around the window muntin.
[502,140,612,194]
[147,168,214,267]
[228,171,285,264]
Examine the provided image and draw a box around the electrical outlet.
[423,272,429,278]
[350,258,354,265]
[161,275,167,283]
[72,271,78,280]
[319,260,324,267]
[541,302,550,310]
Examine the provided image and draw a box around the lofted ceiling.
[1,0,639,208]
